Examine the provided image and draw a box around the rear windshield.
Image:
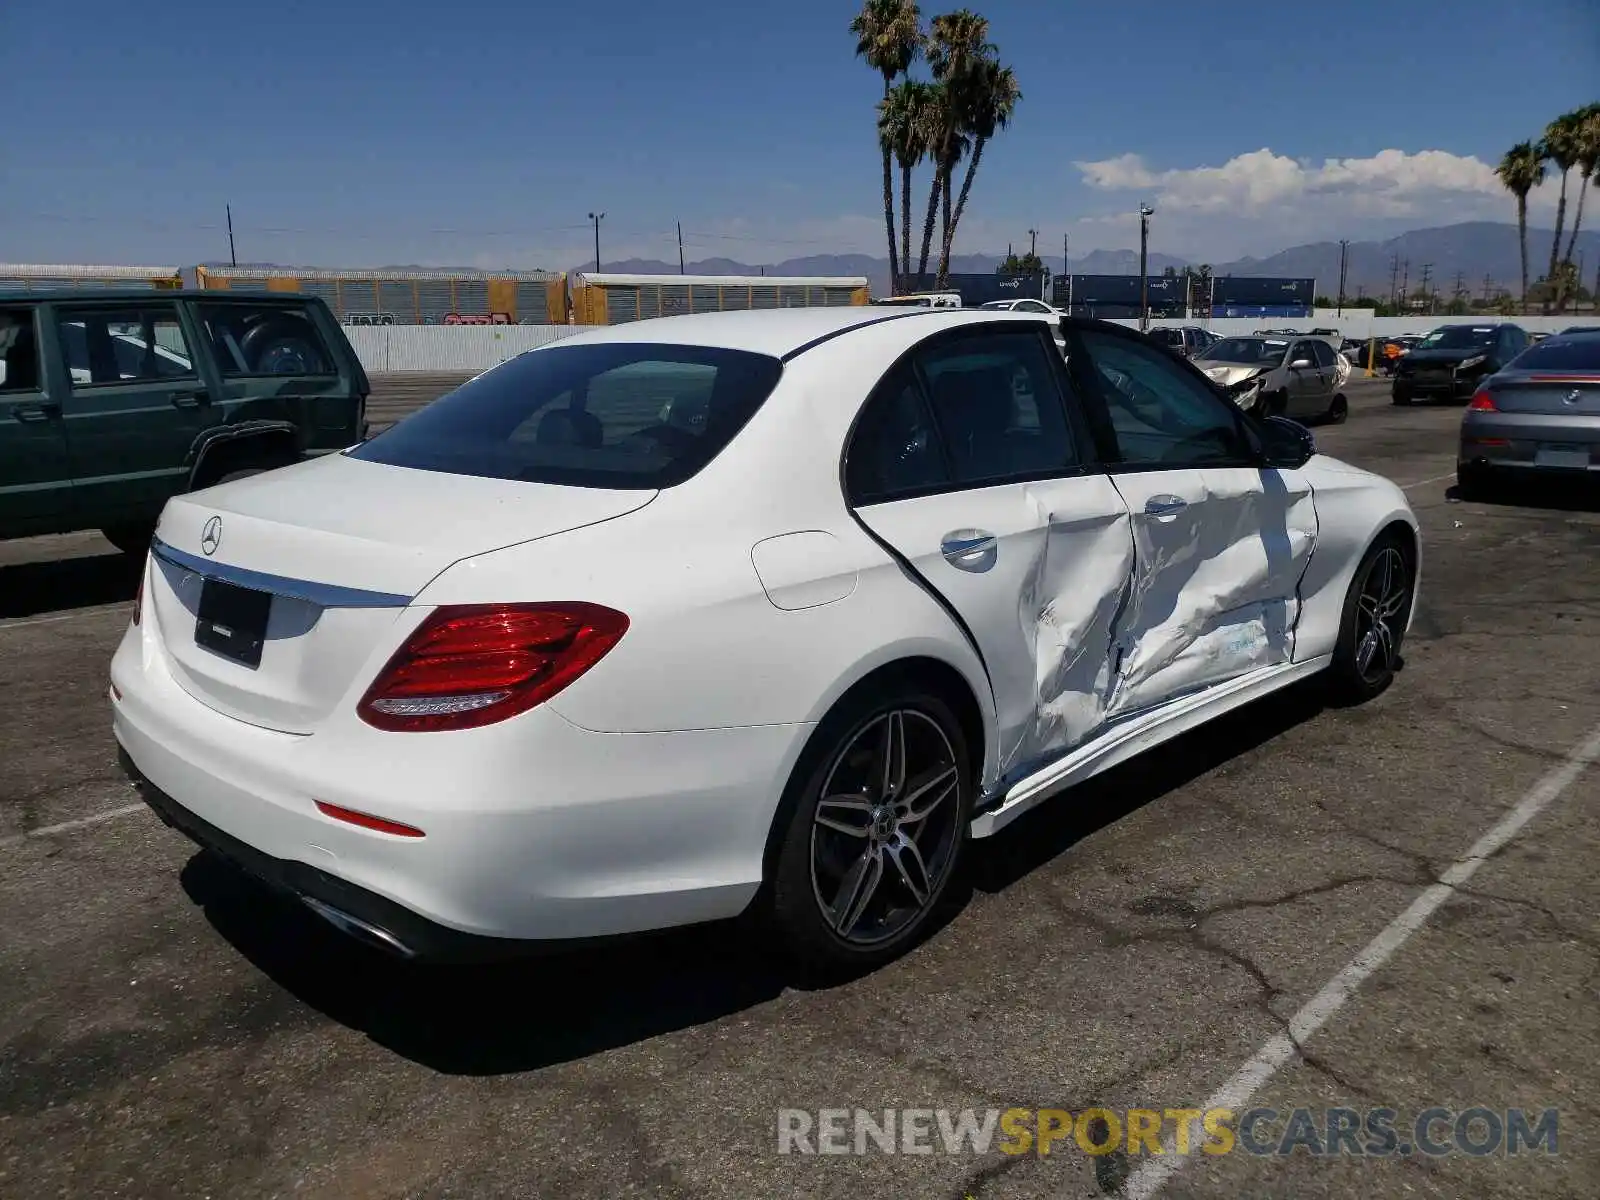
[347,342,783,489]
[1421,326,1497,349]
[1508,337,1600,371]
[1196,337,1287,365]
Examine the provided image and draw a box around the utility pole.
[1027,228,1038,259]
[588,211,605,272]
[1482,274,1494,306]
[677,221,685,274]
[1419,263,1433,314]
[1400,260,1410,311]
[1389,253,1401,310]
[1336,239,1349,316]
[1063,233,1070,277]
[225,204,237,268]
[1138,203,1154,331]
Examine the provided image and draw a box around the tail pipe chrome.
[300,896,416,959]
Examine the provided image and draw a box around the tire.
[1391,386,1411,406]
[767,683,973,974]
[1455,465,1493,500]
[1325,393,1349,424]
[1252,389,1286,419]
[101,523,156,556]
[1327,533,1415,705]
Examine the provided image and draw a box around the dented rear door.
[846,325,1136,785]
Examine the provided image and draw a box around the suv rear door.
[188,296,367,450]
[51,299,220,526]
[0,304,74,530]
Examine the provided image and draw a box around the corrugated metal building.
[0,263,183,290]
[570,273,869,325]
[194,265,567,326]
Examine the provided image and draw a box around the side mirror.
[1289,357,1314,370]
[1257,414,1316,469]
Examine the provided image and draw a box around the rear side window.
[1506,337,1600,371]
[349,342,783,489]
[56,304,197,386]
[197,303,336,377]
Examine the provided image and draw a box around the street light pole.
[1138,204,1154,331]
[1336,239,1349,316]
[588,211,606,273]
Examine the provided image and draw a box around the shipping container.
[1211,276,1316,307]
[1209,304,1314,319]
[194,265,568,325]
[943,272,1047,307]
[0,263,182,291]
[569,273,869,325]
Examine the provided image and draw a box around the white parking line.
[0,605,128,632]
[1398,471,1456,491]
[1122,717,1600,1199]
[0,802,147,849]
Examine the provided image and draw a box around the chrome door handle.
[170,391,207,409]
[1144,495,1188,517]
[941,529,997,568]
[11,401,60,422]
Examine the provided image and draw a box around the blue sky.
[2,0,1595,269]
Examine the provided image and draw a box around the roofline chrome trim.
[150,538,413,609]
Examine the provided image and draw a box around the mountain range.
[589,222,1600,301]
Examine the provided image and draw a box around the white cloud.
[1073,147,1526,219]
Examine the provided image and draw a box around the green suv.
[0,290,369,553]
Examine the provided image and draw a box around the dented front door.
[1066,324,1319,721]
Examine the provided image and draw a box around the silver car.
[1194,335,1349,424]
[1457,331,1600,495]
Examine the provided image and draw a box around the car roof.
[547,306,1053,359]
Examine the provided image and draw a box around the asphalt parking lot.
[2,375,1597,1199]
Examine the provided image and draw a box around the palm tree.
[916,10,993,288]
[1561,103,1600,269]
[1540,111,1583,310]
[1496,141,1546,313]
[880,81,935,289]
[851,0,922,294]
[937,59,1020,284]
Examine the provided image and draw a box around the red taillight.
[357,603,629,732]
[314,801,426,838]
[1467,389,1496,411]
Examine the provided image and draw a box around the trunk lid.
[1485,373,1600,416]
[148,452,655,733]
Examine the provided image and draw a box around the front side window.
[845,366,950,503]
[197,303,336,377]
[56,304,196,386]
[1310,341,1338,368]
[350,342,783,489]
[0,309,41,393]
[1074,329,1253,468]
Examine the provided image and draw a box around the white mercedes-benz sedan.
[111,307,1420,971]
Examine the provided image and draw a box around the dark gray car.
[1457,331,1600,495]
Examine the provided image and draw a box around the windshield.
[348,342,783,489]
[1508,337,1600,371]
[1195,337,1288,366]
[1422,326,1498,349]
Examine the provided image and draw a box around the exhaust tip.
[301,896,417,959]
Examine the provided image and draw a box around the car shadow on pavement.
[1447,478,1600,514]
[0,551,141,618]
[967,678,1329,895]
[178,850,791,1077]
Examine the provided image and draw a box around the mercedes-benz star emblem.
[1565,388,1582,406]
[200,516,223,557]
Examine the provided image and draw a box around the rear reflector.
[357,602,630,732]
[1467,389,1496,411]
[314,800,426,838]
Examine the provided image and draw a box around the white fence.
[347,312,1596,374]
[1133,309,1589,340]
[345,324,583,373]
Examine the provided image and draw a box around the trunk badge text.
[1566,389,1582,406]
[201,516,223,557]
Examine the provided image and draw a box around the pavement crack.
[1446,885,1600,953]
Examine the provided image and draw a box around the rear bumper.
[1395,372,1480,399]
[1459,412,1600,473]
[110,618,808,956]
